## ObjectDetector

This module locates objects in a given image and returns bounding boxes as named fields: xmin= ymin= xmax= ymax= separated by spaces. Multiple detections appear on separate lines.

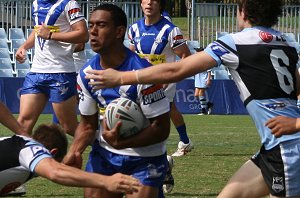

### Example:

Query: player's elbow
xmin=46 ymin=166 xmax=62 ymax=183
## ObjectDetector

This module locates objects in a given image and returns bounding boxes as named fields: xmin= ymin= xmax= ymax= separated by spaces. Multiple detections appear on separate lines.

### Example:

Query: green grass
xmin=172 ymin=17 xmax=189 ymax=39
xmin=1 ymin=114 xmax=261 ymax=197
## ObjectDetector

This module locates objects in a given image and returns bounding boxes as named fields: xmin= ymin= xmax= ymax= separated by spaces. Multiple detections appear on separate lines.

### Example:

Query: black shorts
xmin=251 ymin=144 xmax=286 ymax=197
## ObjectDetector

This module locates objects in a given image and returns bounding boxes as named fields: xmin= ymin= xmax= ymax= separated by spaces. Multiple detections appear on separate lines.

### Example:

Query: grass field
xmin=0 ymin=114 xmax=262 ymax=198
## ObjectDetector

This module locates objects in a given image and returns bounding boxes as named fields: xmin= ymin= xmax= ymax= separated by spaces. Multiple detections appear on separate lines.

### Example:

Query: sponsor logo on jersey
xmin=272 ymin=176 xmax=284 ymax=193
xmin=259 ymin=31 xmax=273 ymax=43
xmin=139 ymin=54 xmax=166 ymax=65
xmin=141 ymin=84 xmax=165 ymax=105
xmin=68 ymin=8 xmax=80 ymax=15
xmin=209 ymin=43 xmax=230 ymax=57
xmin=39 ymin=7 xmax=50 ymax=10
xmin=142 ymin=33 xmax=155 ymax=36
xmin=265 ymin=102 xmax=286 ymax=110
xmin=68 ymin=8 xmax=82 ymax=21
xmin=30 ymin=145 xmax=50 ymax=156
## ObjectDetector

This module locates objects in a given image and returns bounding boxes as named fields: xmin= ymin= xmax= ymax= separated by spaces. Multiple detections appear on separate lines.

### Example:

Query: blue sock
xmin=52 ymin=113 xmax=60 ymax=124
xmin=176 ymin=124 xmax=189 ymax=144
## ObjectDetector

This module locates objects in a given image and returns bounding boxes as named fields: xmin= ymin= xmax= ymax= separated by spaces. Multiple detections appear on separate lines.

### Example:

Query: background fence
xmin=193 ymin=3 xmax=300 ymax=47
xmin=1 ymin=1 xmax=300 ymax=47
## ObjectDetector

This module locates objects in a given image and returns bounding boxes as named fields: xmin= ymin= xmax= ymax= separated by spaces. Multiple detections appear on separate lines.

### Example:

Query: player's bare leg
xmin=52 ymin=95 xmax=78 ymax=136
xmin=218 ymin=160 xmax=269 ymax=198
xmin=18 ymin=93 xmax=48 ymax=135
xmin=84 ymin=185 xmax=158 ymax=198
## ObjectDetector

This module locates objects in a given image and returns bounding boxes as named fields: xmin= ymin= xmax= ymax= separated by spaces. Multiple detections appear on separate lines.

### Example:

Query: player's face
xmin=88 ymin=10 xmax=119 ymax=53
xmin=141 ymin=0 xmax=161 ymax=18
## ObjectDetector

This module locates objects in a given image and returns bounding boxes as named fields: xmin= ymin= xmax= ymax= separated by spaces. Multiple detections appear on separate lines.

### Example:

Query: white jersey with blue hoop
xmin=205 ymin=27 xmax=300 ymax=150
xmin=0 ymin=135 xmax=52 ymax=195
xmin=77 ymin=48 xmax=170 ymax=157
xmin=31 ymin=0 xmax=85 ymax=73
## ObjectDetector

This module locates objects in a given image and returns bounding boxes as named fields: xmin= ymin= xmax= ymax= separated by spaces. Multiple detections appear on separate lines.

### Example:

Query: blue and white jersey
xmin=31 ymin=0 xmax=85 ymax=73
xmin=77 ymin=48 xmax=170 ymax=157
xmin=205 ymin=27 xmax=300 ymax=150
xmin=128 ymin=17 xmax=186 ymax=101
xmin=0 ymin=135 xmax=52 ymax=195
xmin=128 ymin=17 xmax=186 ymax=64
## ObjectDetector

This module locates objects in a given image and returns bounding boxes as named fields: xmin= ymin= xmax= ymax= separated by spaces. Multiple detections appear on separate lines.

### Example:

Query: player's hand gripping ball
xmin=105 ymin=97 xmax=145 ymax=138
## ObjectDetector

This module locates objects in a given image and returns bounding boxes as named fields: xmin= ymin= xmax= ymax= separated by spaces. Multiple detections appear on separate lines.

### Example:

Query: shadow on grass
xmin=167 ymin=192 xmax=219 ymax=197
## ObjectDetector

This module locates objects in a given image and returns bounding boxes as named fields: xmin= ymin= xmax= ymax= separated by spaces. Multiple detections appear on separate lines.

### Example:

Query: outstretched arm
xmin=86 ymin=51 xmax=217 ymax=89
xmin=265 ymin=116 xmax=300 ymax=137
xmin=35 ymin=158 xmax=140 ymax=194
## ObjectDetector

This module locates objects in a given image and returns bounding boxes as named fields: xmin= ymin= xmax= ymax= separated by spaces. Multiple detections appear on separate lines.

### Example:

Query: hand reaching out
xmin=105 ymin=173 xmax=141 ymax=194
xmin=86 ymin=69 xmax=123 ymax=90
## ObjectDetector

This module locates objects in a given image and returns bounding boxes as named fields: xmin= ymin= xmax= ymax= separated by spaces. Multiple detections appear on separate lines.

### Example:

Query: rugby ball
xmin=105 ymin=97 xmax=145 ymax=138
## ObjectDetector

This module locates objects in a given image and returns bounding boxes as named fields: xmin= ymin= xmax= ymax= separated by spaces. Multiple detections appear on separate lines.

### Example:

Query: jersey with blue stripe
xmin=128 ymin=17 xmax=185 ymax=63
xmin=31 ymin=0 xmax=85 ymax=73
xmin=128 ymin=17 xmax=186 ymax=101
xmin=205 ymin=27 xmax=300 ymax=150
xmin=77 ymin=48 xmax=170 ymax=156
xmin=0 ymin=135 xmax=52 ymax=195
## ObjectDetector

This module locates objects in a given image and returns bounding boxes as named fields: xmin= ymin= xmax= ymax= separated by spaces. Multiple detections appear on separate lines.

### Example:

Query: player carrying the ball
xmin=63 ymin=4 xmax=171 ymax=198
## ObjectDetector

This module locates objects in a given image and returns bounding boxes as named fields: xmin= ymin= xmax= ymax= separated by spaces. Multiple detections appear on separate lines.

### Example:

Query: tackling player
xmin=0 ymin=124 xmax=140 ymax=196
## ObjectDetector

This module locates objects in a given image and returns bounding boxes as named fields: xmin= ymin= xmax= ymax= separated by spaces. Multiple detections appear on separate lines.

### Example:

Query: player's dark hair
xmin=92 ymin=4 xmax=127 ymax=40
xmin=92 ymin=4 xmax=127 ymax=29
xmin=238 ymin=0 xmax=282 ymax=27
xmin=140 ymin=0 xmax=166 ymax=14
xmin=33 ymin=124 xmax=68 ymax=162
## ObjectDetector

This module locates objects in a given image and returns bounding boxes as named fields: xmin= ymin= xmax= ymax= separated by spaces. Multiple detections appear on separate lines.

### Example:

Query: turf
xmin=0 ymin=114 xmax=262 ymax=197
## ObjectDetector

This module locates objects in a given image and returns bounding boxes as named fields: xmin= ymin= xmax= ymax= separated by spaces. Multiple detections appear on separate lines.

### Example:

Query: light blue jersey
xmin=205 ymin=27 xmax=300 ymax=150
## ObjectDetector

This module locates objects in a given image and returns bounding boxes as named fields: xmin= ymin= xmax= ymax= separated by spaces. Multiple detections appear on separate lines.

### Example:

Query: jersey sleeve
xmin=128 ymin=24 xmax=136 ymax=46
xmin=204 ymin=34 xmax=239 ymax=69
xmin=168 ymin=27 xmax=186 ymax=49
xmin=77 ymin=67 xmax=98 ymax=115
xmin=65 ymin=0 xmax=85 ymax=25
xmin=19 ymin=142 xmax=52 ymax=173
xmin=137 ymin=84 xmax=170 ymax=118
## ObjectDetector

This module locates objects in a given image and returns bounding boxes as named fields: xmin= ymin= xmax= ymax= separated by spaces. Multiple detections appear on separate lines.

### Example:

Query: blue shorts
xmin=86 ymin=141 xmax=168 ymax=188
xmin=194 ymin=72 xmax=209 ymax=88
xmin=20 ymin=72 xmax=77 ymax=102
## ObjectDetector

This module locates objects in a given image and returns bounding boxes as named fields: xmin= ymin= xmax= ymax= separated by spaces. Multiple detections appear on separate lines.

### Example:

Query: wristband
xmin=135 ymin=70 xmax=141 ymax=83
xmin=48 ymin=32 xmax=53 ymax=40
xmin=297 ymin=99 xmax=300 ymax=108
